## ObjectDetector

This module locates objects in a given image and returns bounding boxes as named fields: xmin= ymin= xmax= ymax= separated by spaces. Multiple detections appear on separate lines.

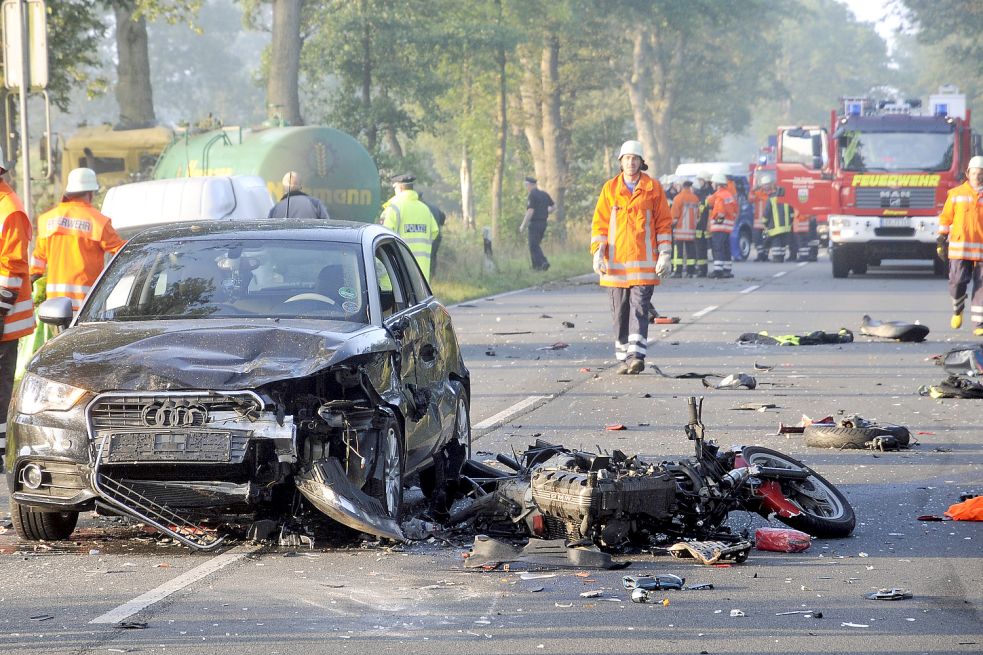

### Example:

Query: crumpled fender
xmin=294 ymin=458 xmax=404 ymax=541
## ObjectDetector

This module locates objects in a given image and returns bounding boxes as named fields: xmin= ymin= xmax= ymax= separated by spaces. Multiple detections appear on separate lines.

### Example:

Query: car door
xmin=372 ymin=240 xmax=441 ymax=473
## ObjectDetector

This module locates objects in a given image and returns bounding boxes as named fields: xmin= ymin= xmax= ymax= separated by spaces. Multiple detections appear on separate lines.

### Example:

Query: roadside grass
xmin=430 ymin=221 xmax=593 ymax=305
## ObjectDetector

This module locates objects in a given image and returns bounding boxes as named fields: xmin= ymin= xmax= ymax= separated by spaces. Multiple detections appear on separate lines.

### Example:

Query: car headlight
xmin=17 ymin=372 xmax=87 ymax=415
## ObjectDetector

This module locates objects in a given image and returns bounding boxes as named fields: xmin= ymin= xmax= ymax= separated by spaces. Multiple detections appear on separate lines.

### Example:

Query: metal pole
xmin=17 ymin=0 xmax=31 ymax=219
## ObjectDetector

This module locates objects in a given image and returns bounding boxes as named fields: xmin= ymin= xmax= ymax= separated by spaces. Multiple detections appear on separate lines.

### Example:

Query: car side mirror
xmin=38 ymin=297 xmax=74 ymax=329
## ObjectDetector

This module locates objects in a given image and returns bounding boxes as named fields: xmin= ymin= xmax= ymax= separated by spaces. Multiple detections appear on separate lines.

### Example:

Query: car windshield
xmin=80 ymin=238 xmax=369 ymax=323
xmin=838 ymin=130 xmax=954 ymax=172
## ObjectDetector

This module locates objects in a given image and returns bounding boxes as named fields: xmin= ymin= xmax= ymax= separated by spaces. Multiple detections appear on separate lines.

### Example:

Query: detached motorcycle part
xmin=622 ymin=574 xmax=685 ymax=591
xmin=668 ymin=539 xmax=751 ymax=565
xmin=803 ymin=424 xmax=910 ymax=449
xmin=741 ymin=446 xmax=856 ymax=538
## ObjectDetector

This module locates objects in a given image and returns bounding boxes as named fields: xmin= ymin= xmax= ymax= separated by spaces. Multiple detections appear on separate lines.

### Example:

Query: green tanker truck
xmin=152 ymin=125 xmax=381 ymax=222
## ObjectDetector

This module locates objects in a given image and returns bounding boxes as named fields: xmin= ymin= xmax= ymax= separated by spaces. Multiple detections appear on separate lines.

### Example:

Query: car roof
xmin=674 ymin=162 xmax=749 ymax=179
xmin=125 ymin=218 xmax=385 ymax=247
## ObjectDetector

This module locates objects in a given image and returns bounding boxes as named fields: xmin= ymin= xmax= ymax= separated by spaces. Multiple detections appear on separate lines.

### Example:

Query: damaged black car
xmin=5 ymin=219 xmax=470 ymax=549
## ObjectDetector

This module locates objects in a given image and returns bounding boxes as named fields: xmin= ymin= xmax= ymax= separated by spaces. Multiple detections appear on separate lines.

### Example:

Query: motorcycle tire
xmin=741 ymin=446 xmax=856 ymax=538
xmin=803 ymin=424 xmax=910 ymax=449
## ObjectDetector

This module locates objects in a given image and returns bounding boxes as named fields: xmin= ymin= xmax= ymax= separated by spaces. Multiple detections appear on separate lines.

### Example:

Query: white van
xmin=101 ymin=175 xmax=274 ymax=239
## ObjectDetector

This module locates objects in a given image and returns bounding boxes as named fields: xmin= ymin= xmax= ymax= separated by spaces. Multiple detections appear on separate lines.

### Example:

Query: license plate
xmin=106 ymin=431 xmax=232 ymax=463
xmin=880 ymin=217 xmax=911 ymax=228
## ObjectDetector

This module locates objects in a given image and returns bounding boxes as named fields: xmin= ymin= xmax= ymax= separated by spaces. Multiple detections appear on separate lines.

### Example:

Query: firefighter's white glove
xmin=592 ymin=249 xmax=608 ymax=275
xmin=656 ymin=251 xmax=672 ymax=278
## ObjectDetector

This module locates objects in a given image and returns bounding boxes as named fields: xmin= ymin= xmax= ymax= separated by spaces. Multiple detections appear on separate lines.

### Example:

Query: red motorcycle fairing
xmin=733 ymin=452 xmax=803 ymax=519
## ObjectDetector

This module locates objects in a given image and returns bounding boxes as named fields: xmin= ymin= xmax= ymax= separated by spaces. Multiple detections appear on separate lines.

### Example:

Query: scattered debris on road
xmin=864 ymin=588 xmax=913 ymax=601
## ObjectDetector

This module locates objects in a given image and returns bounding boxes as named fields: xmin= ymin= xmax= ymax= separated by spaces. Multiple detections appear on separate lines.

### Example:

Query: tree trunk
xmin=460 ymin=144 xmax=474 ymax=229
xmin=625 ymin=33 xmax=656 ymax=169
xmin=490 ymin=1 xmax=507 ymax=244
xmin=518 ymin=54 xmax=545 ymax=183
xmin=540 ymin=35 xmax=566 ymax=233
xmin=114 ymin=3 xmax=155 ymax=128
xmin=624 ymin=31 xmax=681 ymax=177
xmin=359 ymin=0 xmax=375 ymax=150
xmin=268 ymin=0 xmax=303 ymax=126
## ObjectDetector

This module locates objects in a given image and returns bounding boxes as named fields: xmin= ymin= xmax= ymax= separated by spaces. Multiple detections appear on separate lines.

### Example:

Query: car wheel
xmin=852 ymin=258 xmax=868 ymax=275
xmin=831 ymin=248 xmax=850 ymax=278
xmin=737 ymin=228 xmax=752 ymax=261
xmin=365 ymin=418 xmax=404 ymax=521
xmin=10 ymin=500 xmax=79 ymax=541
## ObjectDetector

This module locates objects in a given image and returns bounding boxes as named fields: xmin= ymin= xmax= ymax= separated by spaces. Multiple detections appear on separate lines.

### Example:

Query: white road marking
xmin=692 ymin=305 xmax=718 ymax=318
xmin=89 ymin=544 xmax=259 ymax=624
xmin=796 ymin=261 xmax=808 ymax=268
xmin=473 ymin=395 xmax=551 ymax=431
xmin=739 ymin=285 xmax=760 ymax=295
xmin=772 ymin=271 xmax=786 ymax=278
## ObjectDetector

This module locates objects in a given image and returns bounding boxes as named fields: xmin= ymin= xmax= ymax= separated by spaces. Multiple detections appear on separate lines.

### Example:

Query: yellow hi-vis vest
xmin=381 ymin=190 xmax=439 ymax=280
xmin=765 ymin=196 xmax=793 ymax=237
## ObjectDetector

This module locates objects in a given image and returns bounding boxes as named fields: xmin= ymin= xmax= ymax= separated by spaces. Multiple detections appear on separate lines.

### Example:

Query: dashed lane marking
xmin=772 ymin=271 xmax=786 ymax=278
xmin=89 ymin=544 xmax=261 ymax=624
xmin=692 ymin=305 xmax=718 ymax=318
xmin=739 ymin=285 xmax=760 ymax=294
xmin=473 ymin=395 xmax=552 ymax=431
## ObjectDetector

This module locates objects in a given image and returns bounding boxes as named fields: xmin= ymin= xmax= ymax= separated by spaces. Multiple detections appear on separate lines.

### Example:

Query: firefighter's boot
xmin=952 ymin=314 xmax=963 ymax=329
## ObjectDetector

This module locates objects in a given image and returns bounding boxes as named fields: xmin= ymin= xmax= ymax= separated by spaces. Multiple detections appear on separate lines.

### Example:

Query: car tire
xmin=738 ymin=228 xmax=752 ymax=261
xmin=831 ymin=248 xmax=850 ymax=278
xmin=803 ymin=424 xmax=910 ymax=449
xmin=419 ymin=382 xmax=471 ymax=516
xmin=365 ymin=417 xmax=404 ymax=521
xmin=852 ymin=258 xmax=868 ymax=275
xmin=10 ymin=500 xmax=79 ymax=541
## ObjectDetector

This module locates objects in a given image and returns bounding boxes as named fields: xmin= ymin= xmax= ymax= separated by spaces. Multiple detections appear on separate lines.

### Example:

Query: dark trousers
xmin=430 ymin=236 xmax=443 ymax=278
xmin=710 ymin=231 xmax=732 ymax=272
xmin=609 ymin=285 xmax=654 ymax=362
xmin=0 ymin=338 xmax=18 ymax=449
xmin=949 ymin=259 xmax=983 ymax=327
xmin=672 ymin=240 xmax=697 ymax=274
xmin=764 ymin=232 xmax=790 ymax=261
xmin=528 ymin=222 xmax=549 ymax=270
xmin=753 ymin=228 xmax=767 ymax=260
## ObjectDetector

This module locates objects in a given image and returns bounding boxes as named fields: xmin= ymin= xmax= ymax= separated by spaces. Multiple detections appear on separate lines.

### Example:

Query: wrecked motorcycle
xmin=451 ymin=397 xmax=855 ymax=548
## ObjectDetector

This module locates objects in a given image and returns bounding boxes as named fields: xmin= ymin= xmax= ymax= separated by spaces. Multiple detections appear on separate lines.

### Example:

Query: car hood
xmin=32 ymin=319 xmax=392 ymax=391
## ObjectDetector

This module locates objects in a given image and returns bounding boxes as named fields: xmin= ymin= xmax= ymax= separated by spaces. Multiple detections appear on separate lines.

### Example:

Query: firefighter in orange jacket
xmin=938 ymin=155 xmax=983 ymax=335
xmin=670 ymin=180 xmax=700 ymax=278
xmin=707 ymin=173 xmax=738 ymax=278
xmin=590 ymin=140 xmax=672 ymax=375
xmin=31 ymin=168 xmax=126 ymax=312
xmin=0 ymin=147 xmax=33 ymax=455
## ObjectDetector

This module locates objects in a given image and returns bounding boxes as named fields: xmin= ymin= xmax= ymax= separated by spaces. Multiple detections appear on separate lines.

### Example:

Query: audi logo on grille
xmin=141 ymin=400 xmax=208 ymax=427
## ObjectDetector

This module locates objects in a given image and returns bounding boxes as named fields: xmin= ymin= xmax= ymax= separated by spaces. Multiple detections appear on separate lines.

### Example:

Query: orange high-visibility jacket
xmin=0 ymin=182 xmax=34 ymax=341
xmin=590 ymin=173 xmax=672 ymax=288
xmin=707 ymin=187 xmax=738 ymax=234
xmin=31 ymin=199 xmax=126 ymax=311
xmin=671 ymin=188 xmax=700 ymax=241
xmin=938 ymin=181 xmax=983 ymax=261
xmin=749 ymin=188 xmax=769 ymax=231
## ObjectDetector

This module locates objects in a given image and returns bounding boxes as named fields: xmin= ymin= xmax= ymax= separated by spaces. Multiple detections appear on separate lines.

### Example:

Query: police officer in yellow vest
xmin=762 ymin=185 xmax=794 ymax=263
xmin=380 ymin=174 xmax=440 ymax=281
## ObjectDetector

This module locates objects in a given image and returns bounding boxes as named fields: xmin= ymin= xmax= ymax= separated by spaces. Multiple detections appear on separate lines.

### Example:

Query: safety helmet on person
xmin=711 ymin=173 xmax=728 ymax=185
xmin=755 ymin=170 xmax=776 ymax=187
xmin=65 ymin=167 xmax=100 ymax=194
xmin=968 ymin=155 xmax=983 ymax=171
xmin=618 ymin=140 xmax=648 ymax=171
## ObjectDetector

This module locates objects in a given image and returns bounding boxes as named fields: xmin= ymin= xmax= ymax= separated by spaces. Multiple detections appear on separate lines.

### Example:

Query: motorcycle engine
xmin=529 ymin=452 xmax=677 ymax=546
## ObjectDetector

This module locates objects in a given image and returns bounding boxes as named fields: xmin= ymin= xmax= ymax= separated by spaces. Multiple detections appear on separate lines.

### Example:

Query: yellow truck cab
xmin=61 ymin=125 xmax=173 ymax=189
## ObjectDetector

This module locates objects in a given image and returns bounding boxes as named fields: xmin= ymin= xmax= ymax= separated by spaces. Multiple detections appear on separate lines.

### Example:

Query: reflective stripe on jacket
xmin=764 ymin=196 xmax=793 ymax=236
xmin=590 ymin=173 xmax=672 ymax=288
xmin=0 ymin=182 xmax=34 ymax=341
xmin=708 ymin=187 xmax=737 ymax=234
xmin=938 ymin=181 xmax=983 ymax=261
xmin=670 ymin=188 xmax=700 ymax=241
xmin=32 ymin=199 xmax=126 ymax=311
xmin=380 ymin=189 xmax=439 ymax=280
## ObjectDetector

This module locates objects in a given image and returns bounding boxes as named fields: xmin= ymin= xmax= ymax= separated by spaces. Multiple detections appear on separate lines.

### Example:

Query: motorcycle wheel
xmin=742 ymin=446 xmax=856 ymax=538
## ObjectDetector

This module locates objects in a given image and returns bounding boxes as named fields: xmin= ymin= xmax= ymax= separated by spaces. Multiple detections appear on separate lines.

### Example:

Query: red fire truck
xmin=768 ymin=86 xmax=979 ymax=277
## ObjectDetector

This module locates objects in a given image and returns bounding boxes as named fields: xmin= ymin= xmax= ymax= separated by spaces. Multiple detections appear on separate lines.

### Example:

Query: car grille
xmin=87 ymin=392 xmax=263 ymax=464
xmin=855 ymin=187 xmax=936 ymax=210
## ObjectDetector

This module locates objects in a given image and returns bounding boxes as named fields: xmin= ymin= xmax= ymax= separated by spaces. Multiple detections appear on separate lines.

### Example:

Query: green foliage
xmin=39 ymin=1 xmax=107 ymax=111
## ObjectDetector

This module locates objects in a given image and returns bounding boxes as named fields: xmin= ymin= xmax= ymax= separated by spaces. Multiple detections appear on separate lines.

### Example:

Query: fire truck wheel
xmin=831 ymin=249 xmax=850 ymax=278
xmin=852 ymin=258 xmax=867 ymax=275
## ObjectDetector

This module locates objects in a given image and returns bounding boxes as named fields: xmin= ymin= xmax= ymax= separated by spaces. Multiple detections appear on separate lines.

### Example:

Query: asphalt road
xmin=2 ymin=256 xmax=982 ymax=655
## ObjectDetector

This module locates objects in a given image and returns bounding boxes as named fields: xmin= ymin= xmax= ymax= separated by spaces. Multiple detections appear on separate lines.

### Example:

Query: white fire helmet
xmin=711 ymin=173 xmax=728 ymax=185
xmin=968 ymin=155 xmax=983 ymax=171
xmin=65 ymin=167 xmax=100 ymax=193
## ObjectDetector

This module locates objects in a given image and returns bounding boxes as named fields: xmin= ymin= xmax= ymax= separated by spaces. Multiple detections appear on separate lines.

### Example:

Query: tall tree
xmin=489 ymin=0 xmax=507 ymax=242
xmin=114 ymin=2 xmax=155 ymax=127
xmin=267 ymin=0 xmax=303 ymax=124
